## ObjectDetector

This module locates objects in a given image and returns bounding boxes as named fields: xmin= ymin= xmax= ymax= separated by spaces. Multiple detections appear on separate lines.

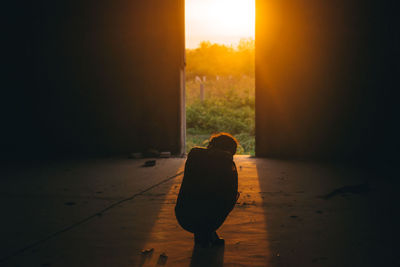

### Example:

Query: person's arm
xmin=232 ymin=162 xmax=238 ymax=193
xmin=176 ymin=149 xmax=197 ymax=204
xmin=219 ymin=160 xmax=239 ymax=212
xmin=231 ymin=161 xmax=239 ymax=206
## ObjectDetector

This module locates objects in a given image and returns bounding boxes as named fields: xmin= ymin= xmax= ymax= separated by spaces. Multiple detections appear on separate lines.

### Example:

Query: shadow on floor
xmin=0 ymin=159 xmax=185 ymax=266
xmin=190 ymin=244 xmax=225 ymax=267
xmin=255 ymin=159 xmax=399 ymax=267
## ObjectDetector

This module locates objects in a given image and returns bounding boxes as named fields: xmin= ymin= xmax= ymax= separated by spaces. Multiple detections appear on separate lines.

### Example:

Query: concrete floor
xmin=1 ymin=156 xmax=398 ymax=266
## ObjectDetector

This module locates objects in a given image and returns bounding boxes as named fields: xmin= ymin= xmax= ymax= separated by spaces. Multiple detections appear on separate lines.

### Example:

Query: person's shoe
xmin=210 ymin=232 xmax=225 ymax=246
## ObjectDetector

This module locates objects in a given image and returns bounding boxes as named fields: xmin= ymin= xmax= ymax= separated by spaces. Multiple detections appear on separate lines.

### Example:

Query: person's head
xmin=207 ymin=132 xmax=238 ymax=155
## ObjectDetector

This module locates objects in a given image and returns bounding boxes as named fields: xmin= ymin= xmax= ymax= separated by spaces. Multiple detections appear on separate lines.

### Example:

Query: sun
xmin=186 ymin=0 xmax=255 ymax=48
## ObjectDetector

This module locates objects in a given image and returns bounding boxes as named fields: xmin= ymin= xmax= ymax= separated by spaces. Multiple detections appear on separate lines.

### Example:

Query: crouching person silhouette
xmin=175 ymin=133 xmax=240 ymax=248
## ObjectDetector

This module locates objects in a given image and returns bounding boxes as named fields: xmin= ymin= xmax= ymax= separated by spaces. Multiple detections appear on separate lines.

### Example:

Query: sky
xmin=185 ymin=0 xmax=255 ymax=49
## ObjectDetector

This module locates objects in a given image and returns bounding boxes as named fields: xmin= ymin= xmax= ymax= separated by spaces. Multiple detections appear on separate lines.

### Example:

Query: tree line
xmin=186 ymin=38 xmax=255 ymax=80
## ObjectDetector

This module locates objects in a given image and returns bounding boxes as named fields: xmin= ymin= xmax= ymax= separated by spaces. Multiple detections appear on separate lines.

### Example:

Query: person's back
xmin=175 ymin=133 xmax=239 ymax=247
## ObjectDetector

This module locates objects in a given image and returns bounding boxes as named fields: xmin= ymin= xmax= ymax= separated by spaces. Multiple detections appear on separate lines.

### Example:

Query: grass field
xmin=185 ymin=40 xmax=255 ymax=155
xmin=186 ymin=75 xmax=255 ymax=155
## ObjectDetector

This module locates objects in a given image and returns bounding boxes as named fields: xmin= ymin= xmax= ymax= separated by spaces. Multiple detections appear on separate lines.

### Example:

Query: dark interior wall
xmin=3 ymin=0 xmax=398 ymax=161
xmin=2 ymin=0 xmax=185 ymax=158
xmin=255 ymin=0 xmax=400 ymax=161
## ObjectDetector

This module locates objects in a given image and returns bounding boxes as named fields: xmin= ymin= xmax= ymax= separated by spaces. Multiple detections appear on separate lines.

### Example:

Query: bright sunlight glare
xmin=186 ymin=0 xmax=255 ymax=49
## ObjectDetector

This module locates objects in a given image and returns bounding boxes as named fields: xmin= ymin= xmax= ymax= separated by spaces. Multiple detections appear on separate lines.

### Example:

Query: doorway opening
xmin=185 ymin=0 xmax=255 ymax=155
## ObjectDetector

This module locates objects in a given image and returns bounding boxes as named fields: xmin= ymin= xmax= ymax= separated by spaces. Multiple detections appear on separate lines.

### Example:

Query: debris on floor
xmin=143 ymin=160 xmax=156 ymax=167
xmin=145 ymin=148 xmax=160 ymax=158
xmin=157 ymin=252 xmax=168 ymax=265
xmin=321 ymin=182 xmax=370 ymax=199
xmin=140 ymin=248 xmax=154 ymax=255
xmin=159 ymin=151 xmax=171 ymax=158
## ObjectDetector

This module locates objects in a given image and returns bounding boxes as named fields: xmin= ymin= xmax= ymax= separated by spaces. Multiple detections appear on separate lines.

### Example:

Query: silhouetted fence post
xmin=199 ymin=76 xmax=206 ymax=102
xmin=200 ymin=83 xmax=204 ymax=102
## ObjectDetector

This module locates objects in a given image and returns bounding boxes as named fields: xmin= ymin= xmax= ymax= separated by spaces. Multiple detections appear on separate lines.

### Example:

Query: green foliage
xmin=186 ymin=38 xmax=255 ymax=79
xmin=186 ymin=96 xmax=254 ymax=135
xmin=185 ymin=134 xmax=210 ymax=153
xmin=186 ymin=133 xmax=254 ymax=156
xmin=186 ymin=77 xmax=255 ymax=154
xmin=185 ymin=40 xmax=255 ymax=155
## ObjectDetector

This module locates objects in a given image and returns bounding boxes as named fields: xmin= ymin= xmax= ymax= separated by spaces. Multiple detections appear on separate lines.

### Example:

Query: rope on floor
xmin=0 ymin=171 xmax=184 ymax=263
